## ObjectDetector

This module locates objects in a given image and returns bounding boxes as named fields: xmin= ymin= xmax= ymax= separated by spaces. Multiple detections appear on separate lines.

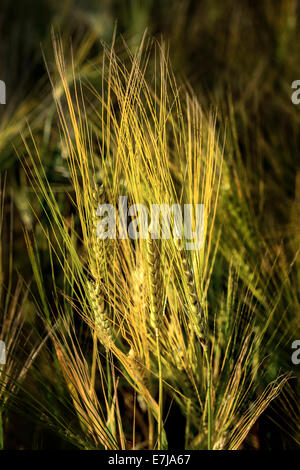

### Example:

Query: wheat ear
xmin=127 ymin=348 xmax=150 ymax=389
xmin=88 ymin=184 xmax=113 ymax=345
xmin=146 ymin=236 xmax=164 ymax=449
xmin=176 ymin=240 xmax=207 ymax=349
xmin=87 ymin=280 xmax=113 ymax=346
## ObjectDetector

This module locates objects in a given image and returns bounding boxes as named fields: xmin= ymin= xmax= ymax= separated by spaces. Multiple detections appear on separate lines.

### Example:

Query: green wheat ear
xmin=87 ymin=280 xmax=113 ymax=346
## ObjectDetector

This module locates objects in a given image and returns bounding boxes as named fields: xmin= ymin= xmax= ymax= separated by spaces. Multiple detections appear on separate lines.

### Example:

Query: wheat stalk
xmin=146 ymin=237 xmax=163 ymax=330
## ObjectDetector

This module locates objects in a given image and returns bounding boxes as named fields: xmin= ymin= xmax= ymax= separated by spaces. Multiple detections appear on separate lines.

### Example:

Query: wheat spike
xmin=88 ymin=184 xmax=113 ymax=345
xmin=127 ymin=348 xmax=150 ymax=389
xmin=89 ymin=184 xmax=107 ymax=280
xmin=176 ymin=240 xmax=207 ymax=349
xmin=87 ymin=280 xmax=113 ymax=346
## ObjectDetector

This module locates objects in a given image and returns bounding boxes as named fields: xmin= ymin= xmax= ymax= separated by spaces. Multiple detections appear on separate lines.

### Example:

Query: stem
xmin=185 ymin=399 xmax=191 ymax=449
xmin=156 ymin=329 xmax=163 ymax=450
xmin=148 ymin=407 xmax=154 ymax=449
xmin=204 ymin=348 xmax=212 ymax=450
